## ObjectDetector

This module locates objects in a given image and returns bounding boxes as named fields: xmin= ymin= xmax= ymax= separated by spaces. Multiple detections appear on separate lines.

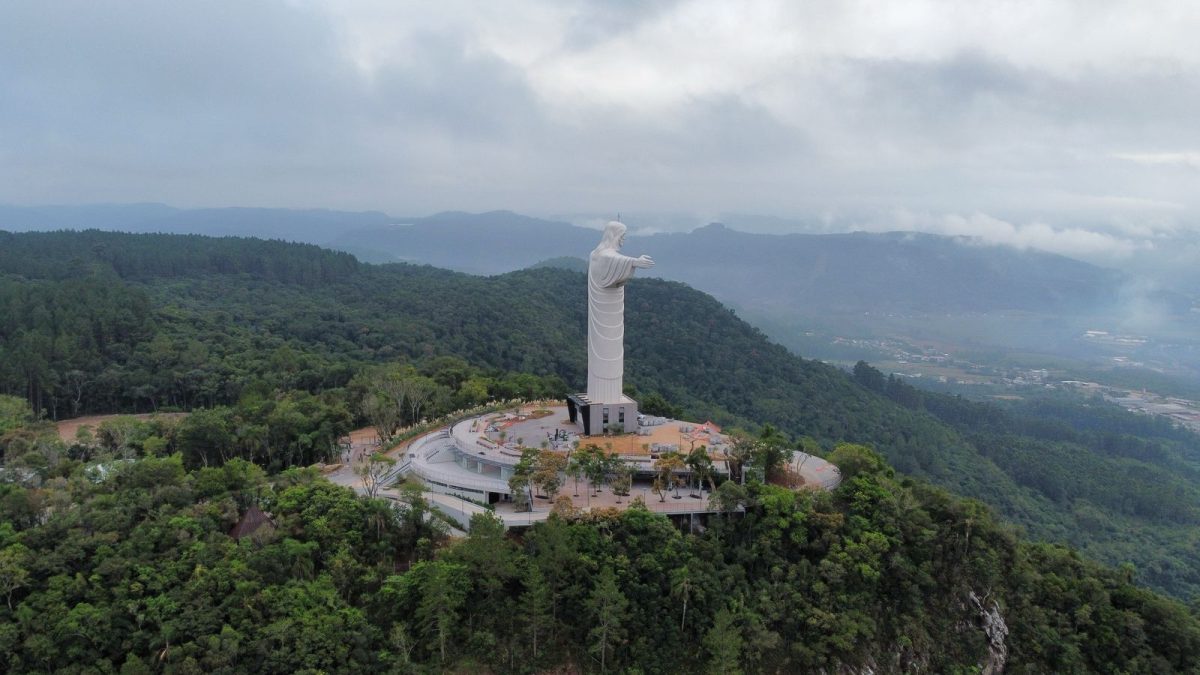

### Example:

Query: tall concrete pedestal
xmin=566 ymin=393 xmax=638 ymax=436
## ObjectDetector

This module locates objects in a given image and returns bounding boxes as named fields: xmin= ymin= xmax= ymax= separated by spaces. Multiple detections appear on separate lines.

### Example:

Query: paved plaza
xmin=490 ymin=404 xmax=838 ymax=489
xmin=497 ymin=405 xmax=730 ymax=457
xmin=322 ymin=403 xmax=841 ymax=530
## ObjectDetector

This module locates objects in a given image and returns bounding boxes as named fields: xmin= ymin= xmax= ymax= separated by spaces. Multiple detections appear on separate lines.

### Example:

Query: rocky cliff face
xmin=970 ymin=590 xmax=1010 ymax=674
xmin=827 ymin=589 xmax=1011 ymax=674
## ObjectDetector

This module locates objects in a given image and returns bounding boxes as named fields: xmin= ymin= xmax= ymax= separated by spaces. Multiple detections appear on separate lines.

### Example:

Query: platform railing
xmin=409 ymin=461 xmax=511 ymax=493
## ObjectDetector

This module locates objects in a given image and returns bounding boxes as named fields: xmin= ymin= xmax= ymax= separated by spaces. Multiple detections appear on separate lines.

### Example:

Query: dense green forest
xmin=1 ymin=398 xmax=1198 ymax=673
xmin=3 ymin=228 xmax=1200 ymax=605
xmin=852 ymin=362 xmax=1200 ymax=598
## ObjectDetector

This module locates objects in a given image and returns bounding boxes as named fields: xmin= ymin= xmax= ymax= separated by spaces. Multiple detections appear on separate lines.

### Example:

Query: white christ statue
xmin=587 ymin=220 xmax=654 ymax=404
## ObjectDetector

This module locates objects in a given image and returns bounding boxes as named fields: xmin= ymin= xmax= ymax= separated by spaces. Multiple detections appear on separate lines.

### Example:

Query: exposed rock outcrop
xmin=969 ymin=590 xmax=1009 ymax=674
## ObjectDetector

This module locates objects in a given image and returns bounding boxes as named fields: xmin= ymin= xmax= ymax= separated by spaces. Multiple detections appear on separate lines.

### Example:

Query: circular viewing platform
xmin=397 ymin=404 xmax=842 ymax=527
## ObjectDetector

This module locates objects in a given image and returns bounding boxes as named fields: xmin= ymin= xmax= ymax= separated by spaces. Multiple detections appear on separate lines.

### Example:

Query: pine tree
xmin=416 ymin=561 xmax=468 ymax=664
xmin=586 ymin=566 xmax=628 ymax=673
xmin=520 ymin=562 xmax=554 ymax=662
xmin=704 ymin=607 xmax=743 ymax=675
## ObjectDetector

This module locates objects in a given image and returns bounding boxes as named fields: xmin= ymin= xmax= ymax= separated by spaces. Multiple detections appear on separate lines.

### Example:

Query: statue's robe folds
xmin=587 ymin=248 xmax=638 ymax=403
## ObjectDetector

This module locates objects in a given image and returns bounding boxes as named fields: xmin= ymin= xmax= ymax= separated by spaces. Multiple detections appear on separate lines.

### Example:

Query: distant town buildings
xmin=824 ymin=332 xmax=1200 ymax=434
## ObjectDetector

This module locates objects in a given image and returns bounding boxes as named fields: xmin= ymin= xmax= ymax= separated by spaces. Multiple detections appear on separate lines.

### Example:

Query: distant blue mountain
xmin=331 ymin=211 xmax=1126 ymax=315
xmin=3 ymin=203 xmax=1170 ymax=329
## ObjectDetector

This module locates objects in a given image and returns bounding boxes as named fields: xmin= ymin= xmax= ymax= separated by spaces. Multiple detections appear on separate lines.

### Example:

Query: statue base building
xmin=566 ymin=392 xmax=639 ymax=435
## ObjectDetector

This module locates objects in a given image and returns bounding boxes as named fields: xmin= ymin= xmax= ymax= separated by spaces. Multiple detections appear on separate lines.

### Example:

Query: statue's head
xmin=599 ymin=220 xmax=627 ymax=250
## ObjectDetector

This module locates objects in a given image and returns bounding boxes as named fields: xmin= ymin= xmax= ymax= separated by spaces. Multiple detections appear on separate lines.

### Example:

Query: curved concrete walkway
xmin=323 ymin=411 xmax=842 ymax=530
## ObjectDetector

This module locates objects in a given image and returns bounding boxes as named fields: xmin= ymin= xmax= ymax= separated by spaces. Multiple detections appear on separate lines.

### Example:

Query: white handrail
xmin=410 ymin=462 xmax=510 ymax=493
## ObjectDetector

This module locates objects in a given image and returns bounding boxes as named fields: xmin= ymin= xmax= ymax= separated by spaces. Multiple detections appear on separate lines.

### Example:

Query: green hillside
xmin=2 ymin=230 xmax=1200 ymax=601
xmin=2 ymin=439 xmax=1197 ymax=673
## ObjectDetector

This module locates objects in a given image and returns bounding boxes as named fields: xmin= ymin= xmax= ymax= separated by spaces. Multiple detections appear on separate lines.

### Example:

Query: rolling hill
xmin=4 ymin=229 xmax=1200 ymax=598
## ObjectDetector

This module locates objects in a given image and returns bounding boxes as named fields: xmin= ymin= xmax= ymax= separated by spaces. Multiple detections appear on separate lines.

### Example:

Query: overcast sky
xmin=3 ymin=0 xmax=1199 ymax=264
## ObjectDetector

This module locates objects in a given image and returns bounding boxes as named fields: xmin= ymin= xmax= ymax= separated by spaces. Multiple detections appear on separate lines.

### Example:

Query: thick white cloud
xmin=877 ymin=211 xmax=1153 ymax=259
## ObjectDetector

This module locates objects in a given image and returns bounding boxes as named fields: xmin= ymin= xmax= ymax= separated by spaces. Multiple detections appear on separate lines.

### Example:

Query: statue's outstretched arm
xmin=632 ymin=254 xmax=654 ymax=269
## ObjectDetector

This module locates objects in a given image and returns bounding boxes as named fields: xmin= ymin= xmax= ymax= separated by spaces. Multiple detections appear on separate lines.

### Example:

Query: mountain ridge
xmin=3 ymin=203 xmax=1132 ymax=311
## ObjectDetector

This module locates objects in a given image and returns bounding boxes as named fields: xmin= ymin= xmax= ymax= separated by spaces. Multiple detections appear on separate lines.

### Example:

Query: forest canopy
xmin=1 ymin=422 xmax=1198 ymax=673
